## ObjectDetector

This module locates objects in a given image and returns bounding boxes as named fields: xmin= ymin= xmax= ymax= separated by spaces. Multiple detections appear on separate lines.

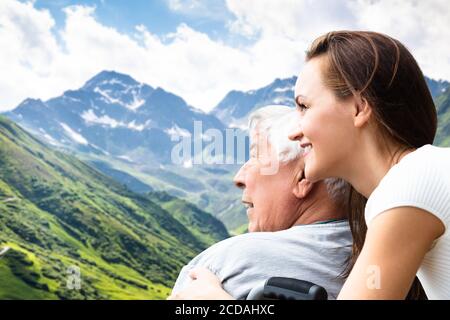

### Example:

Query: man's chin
xmin=247 ymin=222 xmax=257 ymax=233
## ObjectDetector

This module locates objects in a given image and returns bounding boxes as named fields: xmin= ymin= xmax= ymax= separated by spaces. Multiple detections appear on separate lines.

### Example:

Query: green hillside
xmin=148 ymin=191 xmax=230 ymax=246
xmin=435 ymin=87 xmax=450 ymax=147
xmin=0 ymin=115 xmax=228 ymax=299
xmin=83 ymin=154 xmax=247 ymax=232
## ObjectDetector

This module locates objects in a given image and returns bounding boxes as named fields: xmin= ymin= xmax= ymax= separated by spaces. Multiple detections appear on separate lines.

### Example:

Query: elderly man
xmin=171 ymin=105 xmax=352 ymax=300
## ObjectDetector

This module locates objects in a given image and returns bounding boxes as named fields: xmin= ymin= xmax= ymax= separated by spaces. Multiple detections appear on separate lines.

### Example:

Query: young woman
xmin=168 ymin=31 xmax=449 ymax=300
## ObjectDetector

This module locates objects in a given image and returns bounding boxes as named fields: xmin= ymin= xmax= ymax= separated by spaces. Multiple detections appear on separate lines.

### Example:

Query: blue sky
xmin=1 ymin=0 xmax=449 ymax=112
xmin=32 ymin=0 xmax=246 ymax=45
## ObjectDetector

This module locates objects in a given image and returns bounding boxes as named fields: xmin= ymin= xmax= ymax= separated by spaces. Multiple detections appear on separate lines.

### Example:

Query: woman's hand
xmin=167 ymin=267 xmax=235 ymax=300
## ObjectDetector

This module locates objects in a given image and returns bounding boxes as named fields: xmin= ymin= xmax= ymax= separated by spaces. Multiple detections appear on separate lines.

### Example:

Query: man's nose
xmin=233 ymin=165 xmax=246 ymax=189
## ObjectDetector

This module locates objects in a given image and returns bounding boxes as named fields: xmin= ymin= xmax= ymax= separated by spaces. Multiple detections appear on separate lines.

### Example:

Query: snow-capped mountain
xmin=4 ymin=71 xmax=225 ymax=164
xmin=212 ymin=76 xmax=297 ymax=128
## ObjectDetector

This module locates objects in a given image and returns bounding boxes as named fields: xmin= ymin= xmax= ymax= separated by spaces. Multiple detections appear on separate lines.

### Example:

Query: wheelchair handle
xmin=246 ymin=277 xmax=328 ymax=300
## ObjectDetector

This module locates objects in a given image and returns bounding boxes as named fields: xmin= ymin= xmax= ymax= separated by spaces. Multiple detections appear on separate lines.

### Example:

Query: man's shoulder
xmin=209 ymin=228 xmax=308 ymax=256
xmin=209 ymin=231 xmax=278 ymax=252
xmin=200 ymin=230 xmax=288 ymax=260
xmin=224 ymin=228 xmax=299 ymax=244
xmin=195 ymin=223 xmax=351 ymax=266
xmin=213 ymin=224 xmax=351 ymax=250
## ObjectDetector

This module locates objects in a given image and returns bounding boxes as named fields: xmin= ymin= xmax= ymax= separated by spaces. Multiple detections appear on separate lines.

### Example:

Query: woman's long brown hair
xmin=305 ymin=31 xmax=437 ymax=299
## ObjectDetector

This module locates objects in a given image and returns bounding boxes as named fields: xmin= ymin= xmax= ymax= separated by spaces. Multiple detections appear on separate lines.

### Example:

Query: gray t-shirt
xmin=172 ymin=220 xmax=352 ymax=300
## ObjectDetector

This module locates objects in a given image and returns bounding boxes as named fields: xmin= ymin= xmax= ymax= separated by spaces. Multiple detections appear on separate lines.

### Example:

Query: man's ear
xmin=292 ymin=178 xmax=314 ymax=199
xmin=353 ymin=96 xmax=372 ymax=128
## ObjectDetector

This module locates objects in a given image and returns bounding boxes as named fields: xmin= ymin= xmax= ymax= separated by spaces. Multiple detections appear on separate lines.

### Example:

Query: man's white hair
xmin=248 ymin=105 xmax=303 ymax=163
xmin=248 ymin=105 xmax=350 ymax=207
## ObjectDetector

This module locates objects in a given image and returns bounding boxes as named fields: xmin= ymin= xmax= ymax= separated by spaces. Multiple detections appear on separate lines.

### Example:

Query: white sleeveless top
xmin=365 ymin=144 xmax=450 ymax=299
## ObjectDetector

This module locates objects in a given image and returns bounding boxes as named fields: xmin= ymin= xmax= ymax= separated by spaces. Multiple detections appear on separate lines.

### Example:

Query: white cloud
xmin=0 ymin=0 xmax=60 ymax=109
xmin=225 ymin=0 xmax=450 ymax=82
xmin=226 ymin=0 xmax=357 ymax=40
xmin=351 ymin=0 xmax=450 ymax=82
xmin=0 ymin=0 xmax=449 ymax=114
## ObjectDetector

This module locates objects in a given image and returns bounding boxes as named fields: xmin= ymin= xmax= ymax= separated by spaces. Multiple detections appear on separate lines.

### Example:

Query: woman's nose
xmin=288 ymin=126 xmax=303 ymax=141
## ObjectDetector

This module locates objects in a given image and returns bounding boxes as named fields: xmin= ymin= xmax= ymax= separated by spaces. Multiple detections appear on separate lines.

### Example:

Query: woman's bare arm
xmin=338 ymin=206 xmax=445 ymax=299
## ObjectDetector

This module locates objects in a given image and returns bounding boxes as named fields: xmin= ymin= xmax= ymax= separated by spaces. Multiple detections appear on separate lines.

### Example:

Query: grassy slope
xmin=0 ymin=116 xmax=228 ymax=299
xmin=82 ymin=153 xmax=248 ymax=231
xmin=435 ymin=88 xmax=450 ymax=147
xmin=148 ymin=191 xmax=230 ymax=247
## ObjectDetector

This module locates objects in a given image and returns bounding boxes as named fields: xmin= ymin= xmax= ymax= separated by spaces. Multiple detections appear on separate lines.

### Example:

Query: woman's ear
xmin=353 ymin=97 xmax=372 ymax=128
xmin=292 ymin=178 xmax=314 ymax=199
